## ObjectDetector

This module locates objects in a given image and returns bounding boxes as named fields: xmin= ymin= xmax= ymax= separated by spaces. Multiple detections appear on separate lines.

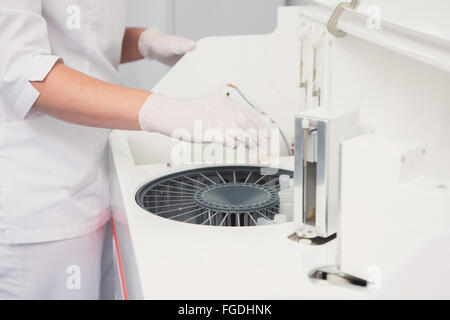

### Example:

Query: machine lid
xmin=305 ymin=0 xmax=450 ymax=72
xmin=313 ymin=0 xmax=450 ymax=43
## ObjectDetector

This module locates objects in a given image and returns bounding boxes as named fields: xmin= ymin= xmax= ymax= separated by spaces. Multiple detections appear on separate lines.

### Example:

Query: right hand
xmin=139 ymin=87 xmax=270 ymax=149
xmin=138 ymin=28 xmax=196 ymax=66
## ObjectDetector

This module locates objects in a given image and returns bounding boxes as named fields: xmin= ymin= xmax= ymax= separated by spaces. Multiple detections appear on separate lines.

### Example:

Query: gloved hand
xmin=138 ymin=28 xmax=196 ymax=66
xmin=139 ymin=87 xmax=269 ymax=149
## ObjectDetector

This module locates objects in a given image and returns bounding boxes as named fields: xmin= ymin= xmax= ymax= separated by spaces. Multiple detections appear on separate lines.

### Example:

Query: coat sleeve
xmin=0 ymin=0 xmax=62 ymax=119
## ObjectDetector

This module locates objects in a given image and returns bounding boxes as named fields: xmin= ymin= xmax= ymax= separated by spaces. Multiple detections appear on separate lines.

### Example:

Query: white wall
xmin=173 ymin=0 xmax=285 ymax=39
xmin=287 ymin=0 xmax=315 ymax=5
xmin=119 ymin=0 xmax=173 ymax=91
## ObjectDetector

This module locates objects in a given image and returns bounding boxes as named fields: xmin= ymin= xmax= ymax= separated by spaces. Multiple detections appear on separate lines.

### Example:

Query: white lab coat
xmin=0 ymin=0 xmax=127 ymax=244
xmin=0 ymin=221 xmax=116 ymax=299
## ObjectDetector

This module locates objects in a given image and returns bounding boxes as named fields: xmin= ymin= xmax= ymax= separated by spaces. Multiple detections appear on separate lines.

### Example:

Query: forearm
xmin=31 ymin=62 xmax=150 ymax=130
xmin=121 ymin=27 xmax=146 ymax=63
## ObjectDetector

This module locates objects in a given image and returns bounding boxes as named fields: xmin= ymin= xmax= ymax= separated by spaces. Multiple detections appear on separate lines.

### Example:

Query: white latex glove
xmin=138 ymin=28 xmax=196 ymax=66
xmin=139 ymin=87 xmax=269 ymax=149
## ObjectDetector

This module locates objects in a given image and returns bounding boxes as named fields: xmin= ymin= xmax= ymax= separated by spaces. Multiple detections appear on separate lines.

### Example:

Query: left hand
xmin=138 ymin=28 xmax=196 ymax=66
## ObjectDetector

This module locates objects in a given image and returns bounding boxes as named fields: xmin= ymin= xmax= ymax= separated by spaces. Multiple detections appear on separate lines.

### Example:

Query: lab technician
xmin=0 ymin=0 xmax=266 ymax=299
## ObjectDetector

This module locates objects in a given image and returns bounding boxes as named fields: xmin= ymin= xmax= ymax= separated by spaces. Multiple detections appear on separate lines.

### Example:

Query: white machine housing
xmin=110 ymin=2 xmax=450 ymax=299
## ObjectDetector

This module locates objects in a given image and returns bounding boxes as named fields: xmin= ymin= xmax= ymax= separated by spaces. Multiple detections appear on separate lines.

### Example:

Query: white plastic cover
xmin=313 ymin=0 xmax=450 ymax=42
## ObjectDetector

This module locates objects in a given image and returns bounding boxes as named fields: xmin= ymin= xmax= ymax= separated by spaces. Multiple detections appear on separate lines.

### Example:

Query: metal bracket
xmin=288 ymin=231 xmax=336 ymax=246
xmin=327 ymin=0 xmax=361 ymax=38
xmin=309 ymin=265 xmax=369 ymax=289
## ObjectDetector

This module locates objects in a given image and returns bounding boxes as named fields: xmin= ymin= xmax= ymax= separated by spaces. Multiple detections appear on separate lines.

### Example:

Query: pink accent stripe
xmin=112 ymin=218 xmax=129 ymax=300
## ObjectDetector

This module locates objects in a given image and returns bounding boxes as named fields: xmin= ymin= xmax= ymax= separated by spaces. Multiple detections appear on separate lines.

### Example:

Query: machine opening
xmin=136 ymin=166 xmax=293 ymax=227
